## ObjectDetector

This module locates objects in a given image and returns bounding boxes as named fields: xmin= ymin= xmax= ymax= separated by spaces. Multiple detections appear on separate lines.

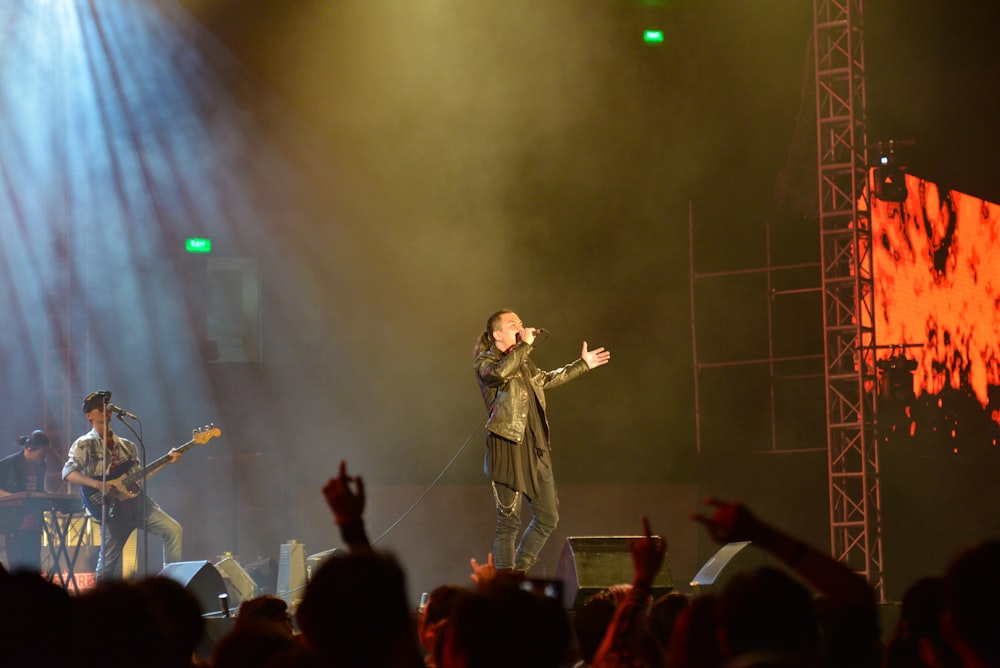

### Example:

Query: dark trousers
xmin=95 ymin=506 xmax=182 ymax=580
xmin=492 ymin=459 xmax=559 ymax=572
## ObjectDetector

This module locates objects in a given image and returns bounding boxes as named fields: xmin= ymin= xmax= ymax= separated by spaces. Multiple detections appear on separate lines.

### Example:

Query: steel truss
xmin=813 ymin=0 xmax=885 ymax=599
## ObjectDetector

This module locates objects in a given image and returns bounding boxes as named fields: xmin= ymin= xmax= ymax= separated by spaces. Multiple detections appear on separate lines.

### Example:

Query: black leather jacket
xmin=474 ymin=341 xmax=590 ymax=444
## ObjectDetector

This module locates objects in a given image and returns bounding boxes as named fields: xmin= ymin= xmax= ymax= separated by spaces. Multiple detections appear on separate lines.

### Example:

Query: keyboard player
xmin=0 ymin=430 xmax=53 ymax=571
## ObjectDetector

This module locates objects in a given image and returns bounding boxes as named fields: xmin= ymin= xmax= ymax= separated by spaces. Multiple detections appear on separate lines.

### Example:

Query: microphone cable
xmin=369 ymin=412 xmax=488 ymax=547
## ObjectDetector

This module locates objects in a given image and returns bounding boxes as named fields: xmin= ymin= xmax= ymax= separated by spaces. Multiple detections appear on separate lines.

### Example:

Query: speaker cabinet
xmin=306 ymin=548 xmax=345 ymax=581
xmin=214 ymin=556 xmax=260 ymax=607
xmin=556 ymin=536 xmax=674 ymax=610
xmin=243 ymin=557 xmax=278 ymax=596
xmin=277 ymin=540 xmax=307 ymax=609
xmin=158 ymin=560 xmax=228 ymax=616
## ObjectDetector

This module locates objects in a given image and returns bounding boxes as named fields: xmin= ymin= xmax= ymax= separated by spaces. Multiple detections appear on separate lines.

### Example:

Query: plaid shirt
xmin=62 ymin=428 xmax=138 ymax=481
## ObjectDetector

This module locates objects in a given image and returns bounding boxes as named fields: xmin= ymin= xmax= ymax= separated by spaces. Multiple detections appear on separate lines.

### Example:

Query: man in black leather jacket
xmin=473 ymin=310 xmax=611 ymax=573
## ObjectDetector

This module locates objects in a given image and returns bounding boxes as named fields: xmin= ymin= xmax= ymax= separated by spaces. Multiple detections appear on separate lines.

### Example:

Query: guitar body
xmin=80 ymin=460 xmax=143 ymax=525
xmin=78 ymin=425 xmax=220 ymax=526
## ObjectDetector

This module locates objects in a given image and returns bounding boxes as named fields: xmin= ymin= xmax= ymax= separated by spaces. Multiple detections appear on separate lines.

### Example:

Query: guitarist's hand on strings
xmin=107 ymin=478 xmax=138 ymax=500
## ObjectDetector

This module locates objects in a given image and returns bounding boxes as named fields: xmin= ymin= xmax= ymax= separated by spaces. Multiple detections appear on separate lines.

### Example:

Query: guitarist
xmin=61 ymin=391 xmax=184 ymax=581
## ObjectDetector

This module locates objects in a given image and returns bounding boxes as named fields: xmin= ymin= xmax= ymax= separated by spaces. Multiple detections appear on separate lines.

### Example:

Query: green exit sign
xmin=185 ymin=238 xmax=213 ymax=253
xmin=643 ymin=30 xmax=665 ymax=44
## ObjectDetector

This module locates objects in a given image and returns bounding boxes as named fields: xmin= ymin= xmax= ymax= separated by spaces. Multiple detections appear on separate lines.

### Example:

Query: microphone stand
xmin=116 ymin=413 xmax=148 ymax=576
xmin=98 ymin=397 xmax=111 ymax=580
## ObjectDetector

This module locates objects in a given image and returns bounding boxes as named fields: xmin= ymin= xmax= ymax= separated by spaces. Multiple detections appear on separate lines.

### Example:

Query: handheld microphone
xmin=108 ymin=403 xmax=138 ymax=419
xmin=516 ymin=328 xmax=549 ymax=344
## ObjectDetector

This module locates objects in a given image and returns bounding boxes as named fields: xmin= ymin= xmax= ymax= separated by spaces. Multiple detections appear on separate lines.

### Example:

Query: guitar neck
xmin=120 ymin=437 xmax=198 ymax=489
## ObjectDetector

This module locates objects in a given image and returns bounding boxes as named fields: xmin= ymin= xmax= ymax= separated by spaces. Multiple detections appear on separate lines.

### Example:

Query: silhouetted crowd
xmin=1 ymin=459 xmax=997 ymax=668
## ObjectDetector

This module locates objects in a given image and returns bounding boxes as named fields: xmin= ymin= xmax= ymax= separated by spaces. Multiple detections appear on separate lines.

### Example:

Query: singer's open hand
xmin=582 ymin=341 xmax=611 ymax=369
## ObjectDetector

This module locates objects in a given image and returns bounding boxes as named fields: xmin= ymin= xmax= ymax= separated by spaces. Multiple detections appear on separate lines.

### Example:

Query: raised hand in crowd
xmin=692 ymin=497 xmax=881 ymax=668
xmin=629 ymin=515 xmax=667 ymax=588
xmin=591 ymin=516 xmax=666 ymax=668
xmin=321 ymin=460 xmax=371 ymax=552
xmin=468 ymin=552 xmax=497 ymax=586
xmin=692 ymin=497 xmax=874 ymax=607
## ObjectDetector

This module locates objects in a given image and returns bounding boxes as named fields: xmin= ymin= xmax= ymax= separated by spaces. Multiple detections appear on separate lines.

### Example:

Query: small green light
xmin=643 ymin=30 xmax=665 ymax=44
xmin=185 ymin=238 xmax=212 ymax=253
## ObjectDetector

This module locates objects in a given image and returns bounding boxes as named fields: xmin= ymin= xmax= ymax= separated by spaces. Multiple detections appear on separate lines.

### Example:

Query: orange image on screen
xmin=872 ymin=174 xmax=1000 ymax=451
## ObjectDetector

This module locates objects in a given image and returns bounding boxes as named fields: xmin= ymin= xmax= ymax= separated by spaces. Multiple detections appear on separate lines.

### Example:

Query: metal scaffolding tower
xmin=813 ymin=0 xmax=885 ymax=598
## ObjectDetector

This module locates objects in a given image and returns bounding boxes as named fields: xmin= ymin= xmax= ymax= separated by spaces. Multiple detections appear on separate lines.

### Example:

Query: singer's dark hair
xmin=473 ymin=310 xmax=512 ymax=359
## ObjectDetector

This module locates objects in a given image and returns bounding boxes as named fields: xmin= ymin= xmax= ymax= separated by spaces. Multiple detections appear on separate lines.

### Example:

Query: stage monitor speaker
xmin=306 ymin=547 xmax=346 ymax=581
xmin=277 ymin=540 xmax=307 ymax=610
xmin=159 ymin=560 xmax=228 ymax=616
xmin=214 ymin=556 xmax=260 ymax=607
xmin=690 ymin=541 xmax=803 ymax=595
xmin=556 ymin=536 xmax=674 ymax=611
xmin=243 ymin=557 xmax=278 ymax=596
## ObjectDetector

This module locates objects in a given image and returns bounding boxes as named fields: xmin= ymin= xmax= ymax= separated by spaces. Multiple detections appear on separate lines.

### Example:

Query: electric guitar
xmin=80 ymin=424 xmax=221 ymax=523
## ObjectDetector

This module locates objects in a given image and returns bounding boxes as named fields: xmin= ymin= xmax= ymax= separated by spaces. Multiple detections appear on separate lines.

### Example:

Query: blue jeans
xmin=96 ymin=505 xmax=183 ymax=580
xmin=492 ymin=460 xmax=559 ymax=572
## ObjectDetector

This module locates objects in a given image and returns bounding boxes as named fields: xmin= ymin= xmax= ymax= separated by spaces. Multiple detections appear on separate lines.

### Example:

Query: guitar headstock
xmin=192 ymin=424 xmax=222 ymax=445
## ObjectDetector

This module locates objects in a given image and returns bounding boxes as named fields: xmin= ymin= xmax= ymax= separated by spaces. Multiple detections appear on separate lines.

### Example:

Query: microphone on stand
xmin=108 ymin=403 xmax=138 ymax=419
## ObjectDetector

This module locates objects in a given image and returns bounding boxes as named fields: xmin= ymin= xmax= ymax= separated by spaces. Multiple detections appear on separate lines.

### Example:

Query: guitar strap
xmin=104 ymin=438 xmax=121 ymax=471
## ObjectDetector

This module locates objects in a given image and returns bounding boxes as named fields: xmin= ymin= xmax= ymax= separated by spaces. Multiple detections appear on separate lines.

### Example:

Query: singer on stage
xmin=473 ymin=310 xmax=611 ymax=573
xmin=62 ymin=391 xmax=183 ymax=580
